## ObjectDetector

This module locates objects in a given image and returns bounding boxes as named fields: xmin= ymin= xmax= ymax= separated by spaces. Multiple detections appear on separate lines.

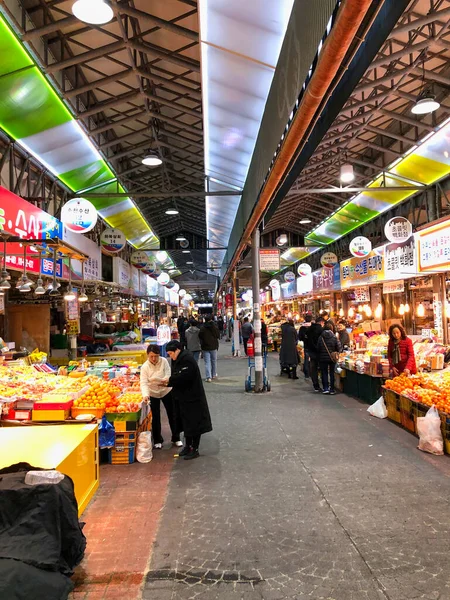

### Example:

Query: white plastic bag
xmin=136 ymin=431 xmax=153 ymax=463
xmin=417 ymin=405 xmax=444 ymax=455
xmin=367 ymin=396 xmax=388 ymax=419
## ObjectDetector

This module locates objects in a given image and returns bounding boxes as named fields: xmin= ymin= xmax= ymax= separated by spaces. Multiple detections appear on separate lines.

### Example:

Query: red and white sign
xmin=320 ymin=252 xmax=338 ymax=269
xmin=0 ymin=186 xmax=61 ymax=274
xmin=417 ymin=219 xmax=450 ymax=272
xmin=259 ymin=249 xmax=280 ymax=272
xmin=385 ymin=217 xmax=412 ymax=243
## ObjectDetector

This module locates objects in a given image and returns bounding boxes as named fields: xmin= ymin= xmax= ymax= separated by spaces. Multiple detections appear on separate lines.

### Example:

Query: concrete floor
xmin=142 ymin=343 xmax=450 ymax=600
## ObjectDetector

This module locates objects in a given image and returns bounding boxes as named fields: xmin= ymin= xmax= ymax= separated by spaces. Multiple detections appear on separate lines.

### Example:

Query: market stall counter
xmin=0 ymin=424 xmax=98 ymax=515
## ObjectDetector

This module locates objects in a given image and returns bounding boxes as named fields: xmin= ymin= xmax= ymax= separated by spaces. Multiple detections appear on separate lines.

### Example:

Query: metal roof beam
xmin=89 ymin=111 xmax=147 ymax=135
xmin=22 ymin=15 xmax=79 ymax=41
xmin=46 ymin=40 xmax=125 ymax=73
xmin=128 ymin=39 xmax=200 ymax=73
xmin=142 ymin=89 xmax=201 ymax=119
xmin=79 ymin=91 xmax=142 ymax=118
xmin=377 ymin=108 xmax=434 ymax=130
xmin=64 ymin=69 xmax=133 ymax=98
xmin=116 ymin=4 xmax=198 ymax=41
xmin=393 ymin=7 xmax=450 ymax=34
xmin=135 ymin=67 xmax=202 ymax=101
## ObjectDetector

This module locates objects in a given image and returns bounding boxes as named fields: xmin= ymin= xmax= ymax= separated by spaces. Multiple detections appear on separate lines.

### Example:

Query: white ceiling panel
xmin=199 ymin=0 xmax=295 ymax=269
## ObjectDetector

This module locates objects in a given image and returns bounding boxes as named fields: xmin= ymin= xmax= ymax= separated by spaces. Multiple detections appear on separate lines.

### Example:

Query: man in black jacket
xmin=199 ymin=316 xmax=220 ymax=382
xmin=305 ymin=316 xmax=324 ymax=392
xmin=298 ymin=314 xmax=313 ymax=379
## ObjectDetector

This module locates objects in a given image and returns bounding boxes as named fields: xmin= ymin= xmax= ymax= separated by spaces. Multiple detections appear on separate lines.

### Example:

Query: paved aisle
xmin=142 ymin=343 xmax=450 ymax=600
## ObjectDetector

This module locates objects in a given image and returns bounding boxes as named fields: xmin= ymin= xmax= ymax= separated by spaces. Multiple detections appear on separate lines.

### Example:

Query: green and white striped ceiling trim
xmin=0 ymin=13 xmax=158 ymax=250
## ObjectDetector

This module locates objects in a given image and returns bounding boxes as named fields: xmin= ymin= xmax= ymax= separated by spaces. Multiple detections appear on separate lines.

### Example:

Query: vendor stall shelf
xmin=0 ymin=424 xmax=98 ymax=515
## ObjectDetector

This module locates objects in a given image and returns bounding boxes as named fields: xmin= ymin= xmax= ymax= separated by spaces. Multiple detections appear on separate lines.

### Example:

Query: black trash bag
xmin=0 ymin=558 xmax=74 ymax=600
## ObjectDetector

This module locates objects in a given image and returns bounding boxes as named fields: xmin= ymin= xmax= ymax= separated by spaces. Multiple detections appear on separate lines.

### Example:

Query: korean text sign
xmin=340 ymin=250 xmax=384 ymax=289
xmin=417 ymin=220 xmax=450 ymax=272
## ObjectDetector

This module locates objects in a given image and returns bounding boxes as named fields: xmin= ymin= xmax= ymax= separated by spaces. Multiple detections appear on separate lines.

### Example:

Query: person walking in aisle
xmin=199 ymin=315 xmax=220 ymax=382
xmin=162 ymin=340 xmax=213 ymax=460
xmin=217 ymin=315 xmax=225 ymax=339
xmin=317 ymin=322 xmax=341 ymax=395
xmin=305 ymin=316 xmax=325 ymax=392
xmin=298 ymin=314 xmax=313 ymax=379
xmin=241 ymin=317 xmax=253 ymax=356
xmin=280 ymin=319 xmax=299 ymax=379
xmin=261 ymin=319 xmax=268 ymax=355
xmin=185 ymin=319 xmax=202 ymax=362
xmin=140 ymin=344 xmax=182 ymax=449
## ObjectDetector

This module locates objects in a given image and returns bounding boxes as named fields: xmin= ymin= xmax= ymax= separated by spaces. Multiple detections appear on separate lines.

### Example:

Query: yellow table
xmin=50 ymin=351 xmax=146 ymax=367
xmin=0 ymin=424 xmax=99 ymax=515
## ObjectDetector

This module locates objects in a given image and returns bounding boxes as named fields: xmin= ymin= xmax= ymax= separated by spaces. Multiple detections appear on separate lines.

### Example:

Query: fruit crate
xmin=399 ymin=395 xmax=415 ymax=433
xmin=438 ymin=411 xmax=450 ymax=455
xmin=383 ymin=388 xmax=401 ymax=424
xmin=71 ymin=406 xmax=105 ymax=419
xmin=106 ymin=409 xmax=141 ymax=423
xmin=108 ymin=434 xmax=136 ymax=464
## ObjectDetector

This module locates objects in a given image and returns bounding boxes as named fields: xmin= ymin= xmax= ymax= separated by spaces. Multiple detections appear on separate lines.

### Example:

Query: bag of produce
xmin=136 ymin=431 xmax=153 ymax=463
xmin=417 ymin=405 xmax=444 ymax=455
xmin=367 ymin=396 xmax=387 ymax=419
xmin=98 ymin=415 xmax=115 ymax=449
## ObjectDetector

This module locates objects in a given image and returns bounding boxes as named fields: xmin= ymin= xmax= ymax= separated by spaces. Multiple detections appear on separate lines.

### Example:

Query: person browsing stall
xmin=140 ymin=344 xmax=182 ymax=449
xmin=388 ymin=324 xmax=417 ymax=376
xmin=160 ymin=340 xmax=213 ymax=460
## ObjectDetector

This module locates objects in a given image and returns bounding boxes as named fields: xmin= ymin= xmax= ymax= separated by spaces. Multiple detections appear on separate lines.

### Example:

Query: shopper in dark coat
xmin=279 ymin=319 xmax=299 ymax=379
xmin=163 ymin=340 xmax=213 ymax=460
xmin=305 ymin=317 xmax=324 ymax=392
xmin=317 ymin=323 xmax=341 ymax=395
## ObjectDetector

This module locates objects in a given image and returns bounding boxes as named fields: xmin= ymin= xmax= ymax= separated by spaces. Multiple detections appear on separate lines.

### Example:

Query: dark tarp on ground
xmin=0 ymin=464 xmax=86 ymax=600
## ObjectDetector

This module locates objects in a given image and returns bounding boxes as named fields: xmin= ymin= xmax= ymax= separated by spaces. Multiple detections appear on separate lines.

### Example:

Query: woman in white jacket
xmin=140 ymin=344 xmax=182 ymax=449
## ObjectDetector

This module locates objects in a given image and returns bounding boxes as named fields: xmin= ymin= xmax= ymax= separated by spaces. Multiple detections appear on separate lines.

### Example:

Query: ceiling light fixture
xmin=0 ymin=241 xmax=11 ymax=290
xmin=186 ymin=261 xmax=193 ymax=265
xmin=182 ymin=250 xmax=190 ymax=254
xmin=299 ymin=218 xmax=312 ymax=225
xmin=72 ymin=0 xmax=113 ymax=25
xmin=340 ymin=163 xmax=354 ymax=183
xmin=176 ymin=235 xmax=187 ymax=242
xmin=64 ymin=257 xmax=75 ymax=301
xmin=411 ymin=93 xmax=440 ymax=115
xmin=142 ymin=150 xmax=162 ymax=167
xmin=165 ymin=209 xmax=179 ymax=215
xmin=35 ymin=277 xmax=46 ymax=295
xmin=17 ymin=246 xmax=34 ymax=293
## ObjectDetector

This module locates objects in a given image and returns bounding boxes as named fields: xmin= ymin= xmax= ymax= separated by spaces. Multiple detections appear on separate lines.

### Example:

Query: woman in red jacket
xmin=387 ymin=324 xmax=417 ymax=376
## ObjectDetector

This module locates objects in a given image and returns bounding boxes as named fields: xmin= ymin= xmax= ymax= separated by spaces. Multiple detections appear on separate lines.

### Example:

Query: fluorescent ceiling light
xmin=186 ymin=261 xmax=193 ymax=265
xmin=340 ymin=163 xmax=354 ymax=183
xmin=299 ymin=218 xmax=311 ymax=224
xmin=142 ymin=152 xmax=162 ymax=167
xmin=176 ymin=235 xmax=186 ymax=241
xmin=72 ymin=0 xmax=113 ymax=25
xmin=165 ymin=209 xmax=179 ymax=215
xmin=182 ymin=250 xmax=190 ymax=254
xmin=411 ymin=94 xmax=440 ymax=115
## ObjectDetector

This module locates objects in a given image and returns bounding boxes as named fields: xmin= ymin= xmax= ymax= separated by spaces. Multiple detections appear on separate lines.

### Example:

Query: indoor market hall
xmin=73 ymin=344 xmax=450 ymax=600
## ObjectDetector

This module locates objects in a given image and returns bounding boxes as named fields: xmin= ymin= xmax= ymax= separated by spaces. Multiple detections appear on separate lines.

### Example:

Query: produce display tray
xmin=106 ymin=409 xmax=141 ymax=422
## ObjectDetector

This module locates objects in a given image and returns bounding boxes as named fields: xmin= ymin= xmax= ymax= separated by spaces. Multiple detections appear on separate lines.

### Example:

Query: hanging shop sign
xmin=417 ymin=219 xmax=450 ymax=272
xmin=100 ymin=228 xmax=126 ymax=254
xmin=281 ymin=281 xmax=296 ymax=299
xmin=62 ymin=226 xmax=102 ymax=281
xmin=320 ymin=252 xmax=338 ymax=269
xmin=383 ymin=280 xmax=405 ymax=294
xmin=352 ymin=286 xmax=370 ymax=302
xmin=65 ymin=293 xmax=79 ymax=321
xmin=131 ymin=266 xmax=140 ymax=294
xmin=179 ymin=288 xmax=187 ymax=298
xmin=112 ymin=256 xmax=131 ymax=289
xmin=61 ymin=198 xmax=97 ymax=233
xmin=296 ymin=272 xmax=313 ymax=296
xmin=172 ymin=283 xmax=180 ymax=293
xmin=349 ymin=236 xmax=372 ymax=258
xmin=131 ymin=251 xmax=150 ymax=270
xmin=312 ymin=264 xmax=341 ymax=293
xmin=259 ymin=249 xmax=280 ymax=272
xmin=147 ymin=276 xmax=158 ymax=297
xmin=225 ymin=293 xmax=233 ymax=308
xmin=384 ymin=217 xmax=413 ymax=243
xmin=297 ymin=263 xmax=312 ymax=276
xmin=157 ymin=271 xmax=170 ymax=286
xmin=142 ymin=260 xmax=156 ymax=275
xmin=157 ymin=324 xmax=171 ymax=346
xmin=0 ymin=186 xmax=62 ymax=274
xmin=269 ymin=279 xmax=281 ymax=301
xmin=433 ymin=292 xmax=444 ymax=341
xmin=384 ymin=236 xmax=416 ymax=279
xmin=284 ymin=271 xmax=296 ymax=283
xmin=340 ymin=250 xmax=384 ymax=289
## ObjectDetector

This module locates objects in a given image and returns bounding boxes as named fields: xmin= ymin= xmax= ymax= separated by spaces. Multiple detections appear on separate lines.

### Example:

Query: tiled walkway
xmin=72 ymin=344 xmax=450 ymax=600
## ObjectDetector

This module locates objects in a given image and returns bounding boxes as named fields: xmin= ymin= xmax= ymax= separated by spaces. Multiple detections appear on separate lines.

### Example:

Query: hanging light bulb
xmin=17 ymin=246 xmax=33 ymax=292
xmin=409 ymin=280 xmax=417 ymax=289
xmin=358 ymin=305 xmax=364 ymax=313
xmin=340 ymin=163 xmax=355 ymax=183
xmin=79 ymin=289 xmax=88 ymax=302
xmin=364 ymin=305 xmax=372 ymax=317
xmin=348 ymin=307 xmax=355 ymax=318
xmin=64 ymin=257 xmax=75 ymax=301
xmin=34 ymin=277 xmax=46 ymax=295
xmin=399 ymin=304 xmax=405 ymax=316
xmin=72 ymin=0 xmax=113 ymax=25
xmin=404 ymin=303 xmax=410 ymax=313
xmin=339 ymin=308 xmax=344 ymax=317
xmin=417 ymin=303 xmax=425 ymax=317
xmin=374 ymin=303 xmax=383 ymax=319
xmin=142 ymin=150 xmax=163 ymax=166
xmin=0 ymin=241 xmax=10 ymax=289
xmin=411 ymin=93 xmax=440 ymax=115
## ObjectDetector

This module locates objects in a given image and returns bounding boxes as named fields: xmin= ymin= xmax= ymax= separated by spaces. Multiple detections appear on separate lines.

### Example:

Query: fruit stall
xmin=0 ymin=360 xmax=150 ymax=512
xmin=383 ymin=373 xmax=450 ymax=454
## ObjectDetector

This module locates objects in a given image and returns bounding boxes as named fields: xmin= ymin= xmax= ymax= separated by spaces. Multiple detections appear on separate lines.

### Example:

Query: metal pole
xmin=232 ymin=270 xmax=240 ymax=357
xmin=251 ymin=228 xmax=264 ymax=392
